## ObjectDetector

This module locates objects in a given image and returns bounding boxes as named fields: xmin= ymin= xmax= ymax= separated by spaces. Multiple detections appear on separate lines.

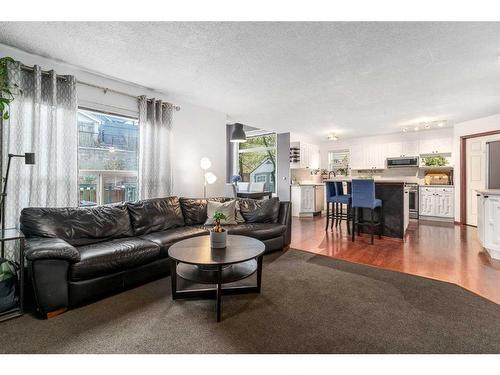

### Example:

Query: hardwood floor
xmin=290 ymin=216 xmax=500 ymax=304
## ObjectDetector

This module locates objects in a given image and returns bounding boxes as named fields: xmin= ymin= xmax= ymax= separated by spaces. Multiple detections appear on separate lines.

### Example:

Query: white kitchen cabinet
xmin=401 ymin=141 xmax=420 ymax=156
xmin=419 ymin=187 xmax=435 ymax=216
xmin=419 ymin=186 xmax=454 ymax=220
xmin=478 ymin=192 xmax=485 ymax=244
xmin=366 ymin=144 xmax=386 ymax=169
xmin=386 ymin=142 xmax=403 ymax=158
xmin=477 ymin=192 xmax=500 ymax=260
xmin=350 ymin=144 xmax=366 ymax=170
xmin=419 ymin=137 xmax=452 ymax=155
xmin=291 ymin=184 xmax=324 ymax=217
xmin=301 ymin=186 xmax=315 ymax=212
xmin=435 ymin=190 xmax=454 ymax=217
xmin=350 ymin=143 xmax=385 ymax=170
xmin=291 ymin=142 xmax=320 ymax=169
xmin=386 ymin=141 xmax=419 ymax=158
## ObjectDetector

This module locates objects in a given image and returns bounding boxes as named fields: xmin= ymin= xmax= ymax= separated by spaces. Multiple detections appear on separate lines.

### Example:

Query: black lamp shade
xmin=230 ymin=123 xmax=247 ymax=143
xmin=24 ymin=153 xmax=35 ymax=165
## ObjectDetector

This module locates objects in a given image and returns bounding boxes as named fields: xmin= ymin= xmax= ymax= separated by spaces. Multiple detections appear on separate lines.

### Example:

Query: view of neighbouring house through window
xmin=78 ymin=109 xmax=139 ymax=206
xmin=238 ymin=133 xmax=276 ymax=193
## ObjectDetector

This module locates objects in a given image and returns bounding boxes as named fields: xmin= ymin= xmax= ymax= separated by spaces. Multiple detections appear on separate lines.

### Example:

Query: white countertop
xmin=292 ymin=183 xmax=324 ymax=186
xmin=323 ymin=178 xmax=407 ymax=183
xmin=420 ymin=184 xmax=454 ymax=188
xmin=476 ymin=189 xmax=500 ymax=195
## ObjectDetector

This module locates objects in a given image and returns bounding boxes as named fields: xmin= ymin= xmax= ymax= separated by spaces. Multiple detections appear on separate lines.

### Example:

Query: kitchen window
xmin=328 ymin=150 xmax=350 ymax=173
xmin=77 ymin=108 xmax=139 ymax=206
xmin=238 ymin=132 xmax=276 ymax=193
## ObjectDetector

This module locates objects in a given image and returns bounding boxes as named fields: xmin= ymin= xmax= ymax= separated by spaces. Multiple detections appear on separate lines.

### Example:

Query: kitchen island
xmin=325 ymin=179 xmax=409 ymax=240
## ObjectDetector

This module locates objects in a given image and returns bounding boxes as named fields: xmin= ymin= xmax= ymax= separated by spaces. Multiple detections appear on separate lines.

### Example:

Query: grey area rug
xmin=1 ymin=249 xmax=499 ymax=353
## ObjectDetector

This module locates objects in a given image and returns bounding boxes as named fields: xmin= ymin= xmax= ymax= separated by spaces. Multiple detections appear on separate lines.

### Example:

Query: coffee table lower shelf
xmin=170 ymin=257 xmax=263 ymax=322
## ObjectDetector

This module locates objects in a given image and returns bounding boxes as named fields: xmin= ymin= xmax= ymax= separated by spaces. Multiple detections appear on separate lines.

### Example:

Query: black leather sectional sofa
xmin=20 ymin=196 xmax=291 ymax=317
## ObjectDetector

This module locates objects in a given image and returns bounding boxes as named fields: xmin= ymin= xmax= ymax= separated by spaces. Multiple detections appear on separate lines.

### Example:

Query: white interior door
xmin=466 ymin=134 xmax=500 ymax=226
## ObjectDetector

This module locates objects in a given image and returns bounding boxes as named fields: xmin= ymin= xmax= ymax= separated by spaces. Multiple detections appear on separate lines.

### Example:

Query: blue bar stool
xmin=333 ymin=181 xmax=352 ymax=233
xmin=325 ymin=181 xmax=337 ymax=231
xmin=351 ymin=179 xmax=383 ymax=244
xmin=325 ymin=181 xmax=352 ymax=233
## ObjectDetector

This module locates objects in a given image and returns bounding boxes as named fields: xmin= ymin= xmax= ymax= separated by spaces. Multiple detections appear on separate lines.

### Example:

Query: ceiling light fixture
xmin=328 ymin=133 xmax=339 ymax=141
xmin=402 ymin=128 xmax=408 ymax=133
xmin=414 ymin=127 xmax=419 ymax=131
xmin=424 ymin=123 xmax=431 ymax=129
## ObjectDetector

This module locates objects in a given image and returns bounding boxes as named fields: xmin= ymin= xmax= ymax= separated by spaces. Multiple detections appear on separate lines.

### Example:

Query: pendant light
xmin=230 ymin=123 xmax=247 ymax=143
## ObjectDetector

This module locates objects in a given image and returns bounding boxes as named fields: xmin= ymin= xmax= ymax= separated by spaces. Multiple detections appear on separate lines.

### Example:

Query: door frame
xmin=460 ymin=130 xmax=500 ymax=225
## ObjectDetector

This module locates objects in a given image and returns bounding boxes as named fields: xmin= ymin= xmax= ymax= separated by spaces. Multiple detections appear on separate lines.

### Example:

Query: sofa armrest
xmin=25 ymin=237 xmax=80 ymax=263
xmin=278 ymin=201 xmax=291 ymax=246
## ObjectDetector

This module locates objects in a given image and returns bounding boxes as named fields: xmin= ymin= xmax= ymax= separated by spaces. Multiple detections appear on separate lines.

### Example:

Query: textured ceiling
xmin=1 ymin=22 xmax=500 ymax=140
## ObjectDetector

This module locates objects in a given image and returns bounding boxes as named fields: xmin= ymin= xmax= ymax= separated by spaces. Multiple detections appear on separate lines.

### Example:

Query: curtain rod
xmin=19 ymin=64 xmax=181 ymax=111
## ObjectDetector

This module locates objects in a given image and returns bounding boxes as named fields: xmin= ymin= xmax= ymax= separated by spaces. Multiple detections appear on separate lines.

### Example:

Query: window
xmin=255 ymin=174 xmax=267 ymax=183
xmin=238 ymin=133 xmax=276 ymax=193
xmin=78 ymin=109 xmax=139 ymax=206
xmin=328 ymin=149 xmax=350 ymax=173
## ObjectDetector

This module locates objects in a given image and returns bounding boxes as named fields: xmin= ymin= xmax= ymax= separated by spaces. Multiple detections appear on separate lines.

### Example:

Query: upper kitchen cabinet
xmin=387 ymin=141 xmax=420 ymax=158
xmin=386 ymin=142 xmax=403 ymax=158
xmin=419 ymin=137 xmax=452 ymax=155
xmin=402 ymin=141 xmax=420 ymax=156
xmin=350 ymin=143 xmax=385 ymax=170
xmin=350 ymin=144 xmax=366 ymax=170
xmin=290 ymin=141 xmax=320 ymax=169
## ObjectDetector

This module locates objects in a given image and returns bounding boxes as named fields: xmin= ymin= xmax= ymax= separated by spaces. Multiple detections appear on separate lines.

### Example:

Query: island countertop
xmin=324 ymin=178 xmax=406 ymax=184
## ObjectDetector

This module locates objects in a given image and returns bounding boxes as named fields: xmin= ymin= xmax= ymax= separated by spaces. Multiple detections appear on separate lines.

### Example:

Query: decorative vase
xmin=210 ymin=230 xmax=227 ymax=248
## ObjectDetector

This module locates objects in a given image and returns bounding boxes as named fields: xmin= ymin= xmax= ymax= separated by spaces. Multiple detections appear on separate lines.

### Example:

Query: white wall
xmin=452 ymin=114 xmax=500 ymax=222
xmin=171 ymin=103 xmax=227 ymax=197
xmin=0 ymin=43 xmax=228 ymax=198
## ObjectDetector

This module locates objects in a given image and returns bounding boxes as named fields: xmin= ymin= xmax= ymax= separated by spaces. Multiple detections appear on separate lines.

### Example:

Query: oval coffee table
xmin=168 ymin=235 xmax=266 ymax=322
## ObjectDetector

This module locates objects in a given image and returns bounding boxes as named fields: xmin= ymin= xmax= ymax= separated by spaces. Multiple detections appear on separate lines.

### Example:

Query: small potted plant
xmin=210 ymin=211 xmax=227 ymax=248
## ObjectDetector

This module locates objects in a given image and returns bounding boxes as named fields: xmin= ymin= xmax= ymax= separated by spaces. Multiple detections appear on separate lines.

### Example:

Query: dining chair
xmin=249 ymin=182 xmax=265 ymax=192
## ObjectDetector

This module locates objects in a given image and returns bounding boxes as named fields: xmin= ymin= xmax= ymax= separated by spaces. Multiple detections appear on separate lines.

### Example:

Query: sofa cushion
xmin=20 ymin=204 xmax=134 ymax=246
xmin=126 ymin=196 xmax=185 ymax=236
xmin=238 ymin=197 xmax=280 ymax=223
xmin=70 ymin=238 xmax=161 ymax=281
xmin=224 ymin=223 xmax=286 ymax=241
xmin=139 ymin=227 xmax=209 ymax=256
xmin=204 ymin=200 xmax=238 ymax=225
xmin=179 ymin=197 xmax=229 ymax=225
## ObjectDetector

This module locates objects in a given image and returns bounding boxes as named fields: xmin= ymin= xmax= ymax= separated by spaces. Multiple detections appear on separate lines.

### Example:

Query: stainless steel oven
xmin=405 ymin=183 xmax=419 ymax=219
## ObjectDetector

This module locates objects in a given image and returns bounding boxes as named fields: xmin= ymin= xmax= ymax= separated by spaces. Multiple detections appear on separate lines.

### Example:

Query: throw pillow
xmin=238 ymin=197 xmax=280 ymax=223
xmin=235 ymin=200 xmax=246 ymax=223
xmin=204 ymin=200 xmax=238 ymax=225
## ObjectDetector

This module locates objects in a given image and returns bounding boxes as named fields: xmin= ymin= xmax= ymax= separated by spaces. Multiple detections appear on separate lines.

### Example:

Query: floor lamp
xmin=200 ymin=157 xmax=217 ymax=198
xmin=0 ymin=153 xmax=35 ymax=257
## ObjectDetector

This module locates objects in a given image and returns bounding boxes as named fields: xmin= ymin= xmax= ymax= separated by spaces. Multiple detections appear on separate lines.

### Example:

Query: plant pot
xmin=210 ymin=230 xmax=227 ymax=249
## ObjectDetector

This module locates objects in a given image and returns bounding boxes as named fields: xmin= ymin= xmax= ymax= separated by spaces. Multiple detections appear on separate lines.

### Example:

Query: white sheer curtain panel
xmin=138 ymin=96 xmax=173 ymax=199
xmin=2 ymin=61 xmax=78 ymax=228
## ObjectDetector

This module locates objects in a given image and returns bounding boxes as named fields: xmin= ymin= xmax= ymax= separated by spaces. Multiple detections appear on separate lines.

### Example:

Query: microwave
xmin=386 ymin=157 xmax=419 ymax=168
